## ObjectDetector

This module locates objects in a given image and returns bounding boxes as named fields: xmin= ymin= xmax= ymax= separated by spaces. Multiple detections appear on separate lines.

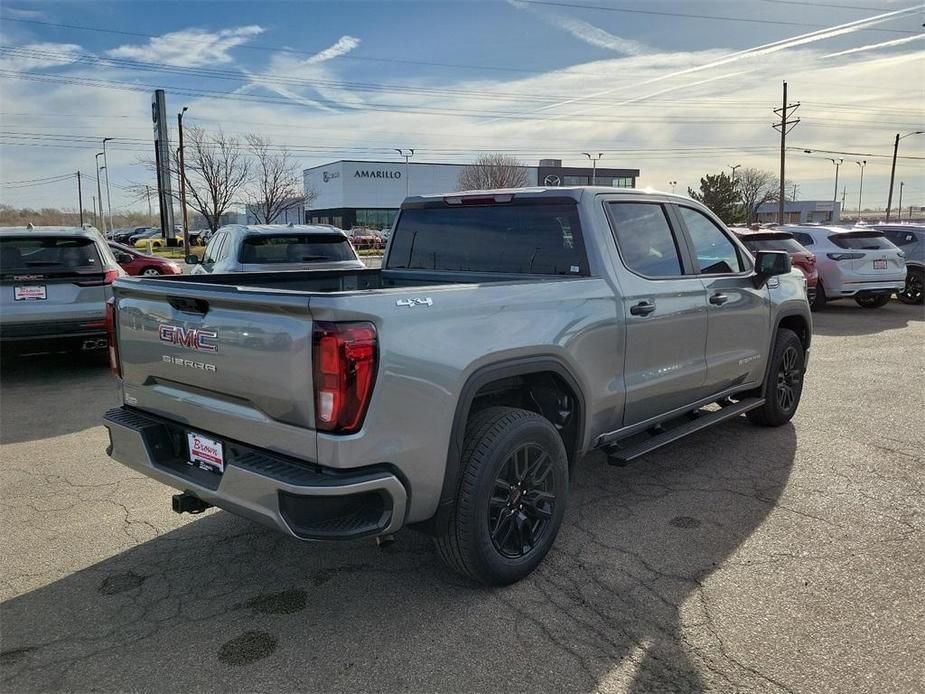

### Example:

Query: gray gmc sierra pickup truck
xmin=103 ymin=187 xmax=811 ymax=585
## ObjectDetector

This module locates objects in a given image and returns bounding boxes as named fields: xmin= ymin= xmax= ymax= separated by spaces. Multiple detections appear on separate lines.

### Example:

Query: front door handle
xmin=630 ymin=301 xmax=656 ymax=316
xmin=709 ymin=292 xmax=729 ymax=305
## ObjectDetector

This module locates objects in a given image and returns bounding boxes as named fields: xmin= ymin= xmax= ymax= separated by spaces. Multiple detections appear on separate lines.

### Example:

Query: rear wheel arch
xmin=414 ymin=357 xmax=586 ymax=536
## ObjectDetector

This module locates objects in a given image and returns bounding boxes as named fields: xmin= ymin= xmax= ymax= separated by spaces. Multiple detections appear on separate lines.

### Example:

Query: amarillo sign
xmin=354 ymin=170 xmax=401 ymax=179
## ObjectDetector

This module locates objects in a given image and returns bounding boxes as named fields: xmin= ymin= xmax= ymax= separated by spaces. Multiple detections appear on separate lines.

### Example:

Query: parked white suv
xmin=785 ymin=226 xmax=906 ymax=309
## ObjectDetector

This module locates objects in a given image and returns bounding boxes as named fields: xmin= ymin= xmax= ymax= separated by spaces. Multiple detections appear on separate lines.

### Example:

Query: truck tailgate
xmin=114 ymin=279 xmax=318 ymax=459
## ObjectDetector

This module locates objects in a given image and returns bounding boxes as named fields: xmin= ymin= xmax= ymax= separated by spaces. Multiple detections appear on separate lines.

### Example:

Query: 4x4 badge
xmin=396 ymin=297 xmax=433 ymax=308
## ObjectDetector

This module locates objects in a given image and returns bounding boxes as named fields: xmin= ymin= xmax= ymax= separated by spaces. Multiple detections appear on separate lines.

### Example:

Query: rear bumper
xmin=822 ymin=267 xmax=906 ymax=296
xmin=0 ymin=319 xmax=107 ymax=345
xmin=103 ymin=406 xmax=407 ymax=540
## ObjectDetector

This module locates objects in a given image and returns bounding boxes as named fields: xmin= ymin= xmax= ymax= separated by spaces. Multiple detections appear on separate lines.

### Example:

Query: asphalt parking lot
xmin=1 ymin=302 xmax=922 ymax=693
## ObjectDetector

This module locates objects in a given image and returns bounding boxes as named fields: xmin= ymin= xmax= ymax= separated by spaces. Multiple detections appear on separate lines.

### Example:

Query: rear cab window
xmin=241 ymin=234 xmax=356 ymax=263
xmin=387 ymin=201 xmax=588 ymax=275
xmin=0 ymin=236 xmax=104 ymax=280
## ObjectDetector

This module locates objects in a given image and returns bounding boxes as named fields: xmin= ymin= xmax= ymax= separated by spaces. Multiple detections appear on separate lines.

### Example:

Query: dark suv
xmin=872 ymin=225 xmax=924 ymax=304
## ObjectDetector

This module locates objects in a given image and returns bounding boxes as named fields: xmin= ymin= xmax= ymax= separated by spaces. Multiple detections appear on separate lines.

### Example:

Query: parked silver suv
xmin=0 ymin=227 xmax=123 ymax=353
xmin=187 ymin=224 xmax=365 ymax=274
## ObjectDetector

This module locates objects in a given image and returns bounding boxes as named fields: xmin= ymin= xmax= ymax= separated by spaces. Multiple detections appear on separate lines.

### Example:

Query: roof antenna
xmin=26 ymin=222 xmax=34 ymax=230
xmin=288 ymin=222 xmax=294 ymax=227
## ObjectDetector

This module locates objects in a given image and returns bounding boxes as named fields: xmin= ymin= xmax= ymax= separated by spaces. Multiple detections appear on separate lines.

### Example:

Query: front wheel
xmin=140 ymin=267 xmax=161 ymax=276
xmin=811 ymin=282 xmax=827 ymax=311
xmin=854 ymin=293 xmax=891 ymax=309
xmin=898 ymin=267 xmax=924 ymax=305
xmin=746 ymin=328 xmax=805 ymax=427
xmin=435 ymin=407 xmax=568 ymax=585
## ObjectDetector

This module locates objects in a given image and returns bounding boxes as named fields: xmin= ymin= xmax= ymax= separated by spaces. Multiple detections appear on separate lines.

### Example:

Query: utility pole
xmin=886 ymin=130 xmax=923 ymax=221
xmin=791 ymin=183 xmax=799 ymax=202
xmin=92 ymin=195 xmax=97 ymax=226
xmin=897 ymin=182 xmax=904 ymax=221
xmin=95 ymin=152 xmax=107 ymax=234
xmin=394 ymin=148 xmax=414 ymax=198
xmin=856 ymin=160 xmax=866 ymax=222
xmin=76 ymin=171 xmax=84 ymax=227
xmin=772 ymin=81 xmax=800 ymax=225
xmin=583 ymin=152 xmax=603 ymax=185
xmin=841 ymin=186 xmax=846 ymax=214
xmin=178 ymin=106 xmax=190 ymax=258
xmin=102 ymin=137 xmax=114 ymax=233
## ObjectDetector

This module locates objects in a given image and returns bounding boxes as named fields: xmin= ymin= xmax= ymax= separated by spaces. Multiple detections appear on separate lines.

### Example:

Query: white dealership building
xmin=303 ymin=159 xmax=640 ymax=229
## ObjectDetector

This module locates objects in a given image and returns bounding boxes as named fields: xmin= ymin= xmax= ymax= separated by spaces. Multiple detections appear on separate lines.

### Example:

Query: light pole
xmin=669 ymin=180 xmax=678 ymax=193
xmin=178 ymin=106 xmax=190 ymax=256
xmin=827 ymin=158 xmax=843 ymax=205
xmin=583 ymin=152 xmax=603 ymax=185
xmin=102 ymin=137 xmax=114 ymax=232
xmin=394 ymin=148 xmax=414 ymax=198
xmin=728 ymin=163 xmax=741 ymax=183
xmin=897 ymin=182 xmax=904 ymax=221
xmin=95 ymin=152 xmax=106 ymax=234
xmin=886 ymin=130 xmax=923 ymax=221
xmin=855 ymin=160 xmax=866 ymax=223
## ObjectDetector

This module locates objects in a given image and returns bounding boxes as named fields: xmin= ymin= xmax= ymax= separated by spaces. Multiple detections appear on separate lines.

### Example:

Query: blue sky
xmin=1 ymin=0 xmax=923 ymax=212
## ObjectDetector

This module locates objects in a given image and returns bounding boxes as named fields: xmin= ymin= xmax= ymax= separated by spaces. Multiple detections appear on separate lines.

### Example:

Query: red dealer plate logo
xmin=187 ymin=432 xmax=224 ymax=474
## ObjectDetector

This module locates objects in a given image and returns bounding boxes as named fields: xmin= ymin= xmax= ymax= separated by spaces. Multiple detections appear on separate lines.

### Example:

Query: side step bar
xmin=606 ymin=397 xmax=764 ymax=464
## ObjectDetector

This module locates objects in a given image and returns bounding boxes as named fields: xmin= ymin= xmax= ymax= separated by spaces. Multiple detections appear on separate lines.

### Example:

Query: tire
xmin=746 ymin=328 xmax=805 ymax=427
xmin=811 ymin=282 xmax=827 ymax=311
xmin=854 ymin=293 xmax=891 ymax=309
xmin=435 ymin=406 xmax=569 ymax=586
xmin=140 ymin=266 xmax=161 ymax=276
xmin=898 ymin=267 xmax=924 ymax=305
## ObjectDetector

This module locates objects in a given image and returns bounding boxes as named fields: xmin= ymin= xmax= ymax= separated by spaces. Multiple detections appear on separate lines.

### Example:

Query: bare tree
xmin=246 ymin=135 xmax=312 ymax=224
xmin=179 ymin=127 xmax=250 ymax=232
xmin=457 ymin=153 xmax=529 ymax=190
xmin=737 ymin=168 xmax=780 ymax=224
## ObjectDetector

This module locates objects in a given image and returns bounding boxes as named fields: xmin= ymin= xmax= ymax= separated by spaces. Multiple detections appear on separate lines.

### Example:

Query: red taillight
xmin=105 ymin=298 xmax=120 ymax=377
xmin=76 ymin=269 xmax=119 ymax=287
xmin=312 ymin=321 xmax=377 ymax=433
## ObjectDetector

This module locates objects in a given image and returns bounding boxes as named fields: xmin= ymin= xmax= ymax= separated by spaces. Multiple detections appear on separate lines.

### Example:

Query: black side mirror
xmin=117 ymin=253 xmax=133 ymax=264
xmin=185 ymin=254 xmax=201 ymax=265
xmin=753 ymin=250 xmax=791 ymax=287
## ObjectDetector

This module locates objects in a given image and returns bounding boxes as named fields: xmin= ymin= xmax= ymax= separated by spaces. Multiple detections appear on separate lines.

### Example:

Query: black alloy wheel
xmin=488 ymin=443 xmax=556 ymax=559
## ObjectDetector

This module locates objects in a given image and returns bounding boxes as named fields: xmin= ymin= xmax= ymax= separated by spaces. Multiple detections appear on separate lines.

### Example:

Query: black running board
xmin=606 ymin=397 xmax=764 ymax=464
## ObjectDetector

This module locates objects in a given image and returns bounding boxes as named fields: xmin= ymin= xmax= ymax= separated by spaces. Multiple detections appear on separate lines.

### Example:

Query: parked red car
xmin=108 ymin=242 xmax=183 ymax=276
xmin=734 ymin=230 xmax=818 ymax=305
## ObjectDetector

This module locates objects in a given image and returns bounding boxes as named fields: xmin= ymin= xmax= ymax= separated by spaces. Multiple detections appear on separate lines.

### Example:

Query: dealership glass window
xmin=356 ymin=209 xmax=398 ymax=229
xmin=563 ymin=175 xmax=589 ymax=185
xmin=387 ymin=202 xmax=588 ymax=275
xmin=608 ymin=177 xmax=634 ymax=188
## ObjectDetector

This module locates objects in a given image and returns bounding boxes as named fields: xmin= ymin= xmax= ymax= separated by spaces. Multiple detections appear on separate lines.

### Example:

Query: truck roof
xmin=403 ymin=186 xmax=688 ymax=206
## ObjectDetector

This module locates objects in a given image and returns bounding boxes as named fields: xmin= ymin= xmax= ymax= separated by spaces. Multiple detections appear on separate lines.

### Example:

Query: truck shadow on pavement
xmin=0 ymin=419 xmax=796 ymax=693
xmin=811 ymin=300 xmax=923 ymax=337
xmin=0 ymin=350 xmax=119 ymax=444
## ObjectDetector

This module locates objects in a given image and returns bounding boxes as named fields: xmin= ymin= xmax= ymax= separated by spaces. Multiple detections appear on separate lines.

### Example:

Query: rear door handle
xmin=630 ymin=301 xmax=656 ymax=316
xmin=709 ymin=293 xmax=729 ymax=306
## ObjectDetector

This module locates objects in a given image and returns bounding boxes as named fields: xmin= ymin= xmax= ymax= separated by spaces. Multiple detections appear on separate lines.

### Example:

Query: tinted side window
xmin=792 ymin=232 xmax=814 ymax=246
xmin=606 ymin=202 xmax=683 ymax=277
xmin=678 ymin=207 xmax=744 ymax=274
xmin=387 ymin=203 xmax=587 ymax=275
xmin=882 ymin=230 xmax=916 ymax=247
xmin=216 ymin=234 xmax=235 ymax=261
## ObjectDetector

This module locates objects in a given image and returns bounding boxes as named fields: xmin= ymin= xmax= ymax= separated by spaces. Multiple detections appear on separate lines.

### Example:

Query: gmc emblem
xmin=159 ymin=325 xmax=218 ymax=352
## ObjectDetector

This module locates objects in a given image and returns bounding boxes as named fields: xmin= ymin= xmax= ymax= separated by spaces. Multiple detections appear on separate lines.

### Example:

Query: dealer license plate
xmin=873 ymin=259 xmax=887 ymax=270
xmin=14 ymin=285 xmax=46 ymax=301
xmin=187 ymin=431 xmax=224 ymax=474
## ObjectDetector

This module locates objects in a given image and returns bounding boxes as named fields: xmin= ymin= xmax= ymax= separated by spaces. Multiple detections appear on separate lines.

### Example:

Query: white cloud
xmin=107 ymin=25 xmax=264 ymax=67
xmin=509 ymin=0 xmax=648 ymax=56
xmin=2 ymin=7 xmax=46 ymax=19
xmin=0 ymin=42 xmax=82 ymax=71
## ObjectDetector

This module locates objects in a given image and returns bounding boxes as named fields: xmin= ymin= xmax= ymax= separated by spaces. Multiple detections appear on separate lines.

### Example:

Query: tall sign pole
xmin=76 ymin=170 xmax=84 ymax=227
xmin=772 ymin=81 xmax=800 ymax=225
xmin=151 ymin=89 xmax=176 ymax=243
xmin=178 ymin=107 xmax=190 ymax=258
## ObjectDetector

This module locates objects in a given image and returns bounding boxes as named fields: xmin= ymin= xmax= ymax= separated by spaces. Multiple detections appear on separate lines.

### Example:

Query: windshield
xmin=387 ymin=202 xmax=588 ymax=275
xmin=741 ymin=237 xmax=808 ymax=254
xmin=0 ymin=236 xmax=103 ymax=276
xmin=829 ymin=233 xmax=896 ymax=250
xmin=240 ymin=235 xmax=356 ymax=263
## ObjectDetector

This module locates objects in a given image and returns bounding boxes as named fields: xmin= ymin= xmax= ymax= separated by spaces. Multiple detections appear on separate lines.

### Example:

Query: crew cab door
xmin=673 ymin=204 xmax=770 ymax=394
xmin=604 ymin=200 xmax=710 ymax=426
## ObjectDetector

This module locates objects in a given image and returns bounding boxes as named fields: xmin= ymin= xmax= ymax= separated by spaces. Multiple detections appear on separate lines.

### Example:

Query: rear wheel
xmin=811 ymin=282 xmax=827 ymax=311
xmin=898 ymin=267 xmax=924 ymax=305
xmin=435 ymin=406 xmax=568 ymax=585
xmin=746 ymin=328 xmax=805 ymax=427
xmin=854 ymin=293 xmax=891 ymax=308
